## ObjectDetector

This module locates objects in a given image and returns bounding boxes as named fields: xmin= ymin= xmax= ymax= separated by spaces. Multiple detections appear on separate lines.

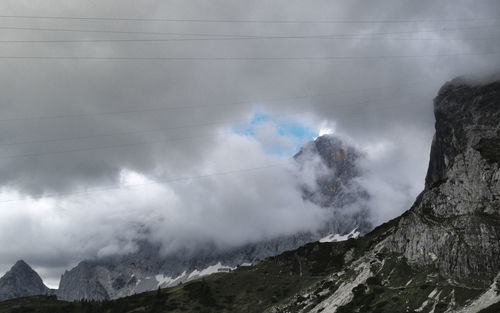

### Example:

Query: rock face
xmin=385 ymin=78 xmax=500 ymax=285
xmin=57 ymin=261 xmax=110 ymax=301
xmin=0 ymin=260 xmax=52 ymax=301
xmin=295 ymin=135 xmax=371 ymax=234
xmin=57 ymin=135 xmax=372 ymax=301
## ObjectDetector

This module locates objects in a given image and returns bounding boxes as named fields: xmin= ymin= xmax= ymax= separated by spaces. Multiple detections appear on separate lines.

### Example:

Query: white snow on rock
xmin=154 ymin=262 xmax=235 ymax=288
xmin=155 ymin=271 xmax=187 ymax=288
xmin=320 ymin=229 xmax=360 ymax=243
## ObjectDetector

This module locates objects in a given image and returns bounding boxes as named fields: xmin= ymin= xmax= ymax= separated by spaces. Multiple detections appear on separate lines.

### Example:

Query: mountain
xmin=56 ymin=134 xmax=371 ymax=301
xmin=295 ymin=134 xmax=371 ymax=234
xmin=1 ymin=76 xmax=499 ymax=312
xmin=278 ymin=74 xmax=500 ymax=313
xmin=0 ymin=260 xmax=53 ymax=301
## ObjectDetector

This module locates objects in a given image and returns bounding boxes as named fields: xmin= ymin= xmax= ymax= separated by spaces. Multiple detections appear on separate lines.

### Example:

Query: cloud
xmin=0 ymin=129 xmax=329 ymax=286
xmin=0 ymin=0 xmax=499 ymax=285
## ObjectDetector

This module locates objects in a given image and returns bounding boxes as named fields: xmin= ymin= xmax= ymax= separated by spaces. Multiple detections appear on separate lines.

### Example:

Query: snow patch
xmin=155 ymin=271 xmax=186 ymax=288
xmin=187 ymin=262 xmax=234 ymax=279
xmin=320 ymin=228 xmax=360 ymax=243
xmin=154 ymin=263 xmax=235 ymax=289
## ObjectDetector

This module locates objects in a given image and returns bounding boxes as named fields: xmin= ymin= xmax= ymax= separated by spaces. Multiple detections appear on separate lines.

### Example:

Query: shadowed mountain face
xmin=0 ymin=260 xmax=52 ymax=301
xmin=56 ymin=134 xmax=372 ymax=301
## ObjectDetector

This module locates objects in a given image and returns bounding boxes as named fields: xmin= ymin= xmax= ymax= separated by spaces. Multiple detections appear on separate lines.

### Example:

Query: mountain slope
xmin=0 ymin=260 xmax=53 ymax=301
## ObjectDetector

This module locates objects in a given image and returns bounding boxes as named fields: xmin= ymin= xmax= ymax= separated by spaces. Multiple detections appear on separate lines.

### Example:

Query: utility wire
xmin=0 ymin=160 xmax=293 ymax=204
xmin=0 ymin=14 xmax=498 ymax=24
xmin=0 ymin=82 xmax=432 ymax=148
xmin=0 ymin=24 xmax=497 ymax=37
xmin=1 ymin=35 xmax=499 ymax=43
xmin=0 ymin=51 xmax=498 ymax=61
xmin=0 ymin=93 xmax=425 ymax=160
xmin=0 ymin=82 xmax=428 ymax=123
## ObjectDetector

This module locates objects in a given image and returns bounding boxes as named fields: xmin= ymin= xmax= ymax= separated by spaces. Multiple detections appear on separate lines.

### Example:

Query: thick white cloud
xmin=0 ymin=129 xmax=329 ymax=287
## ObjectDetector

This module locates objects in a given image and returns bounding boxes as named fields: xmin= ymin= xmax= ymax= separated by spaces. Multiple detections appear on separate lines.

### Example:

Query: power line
xmin=0 ymin=93 xmax=425 ymax=160
xmin=0 ymin=161 xmax=292 ymax=204
xmin=0 ymin=83 xmax=433 ymax=149
xmin=0 ymin=92 xmax=399 ymax=147
xmin=0 ymin=14 xmax=498 ymax=24
xmin=0 ymin=51 xmax=498 ymax=61
xmin=0 ymin=35 xmax=499 ymax=43
xmin=0 ymin=24 xmax=497 ymax=37
xmin=0 ymin=82 xmax=426 ymax=123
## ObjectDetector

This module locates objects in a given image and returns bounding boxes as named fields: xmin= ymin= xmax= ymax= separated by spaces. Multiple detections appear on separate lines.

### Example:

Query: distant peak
xmin=10 ymin=260 xmax=35 ymax=273
xmin=13 ymin=259 xmax=29 ymax=268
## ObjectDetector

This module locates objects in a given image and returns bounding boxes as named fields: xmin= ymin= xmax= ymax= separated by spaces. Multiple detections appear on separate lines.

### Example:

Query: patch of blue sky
xmin=233 ymin=110 xmax=317 ymax=157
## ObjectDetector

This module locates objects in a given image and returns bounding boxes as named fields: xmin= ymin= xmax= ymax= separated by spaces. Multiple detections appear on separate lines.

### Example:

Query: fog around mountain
xmin=0 ymin=0 xmax=499 ymax=287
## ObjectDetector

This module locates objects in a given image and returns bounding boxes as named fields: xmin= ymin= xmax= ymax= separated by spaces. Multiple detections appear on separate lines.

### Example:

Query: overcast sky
xmin=0 ymin=0 xmax=499 ymax=288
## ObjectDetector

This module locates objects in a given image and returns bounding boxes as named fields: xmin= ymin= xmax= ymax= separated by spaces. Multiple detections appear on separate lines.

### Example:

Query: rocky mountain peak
xmin=10 ymin=260 xmax=32 ymax=273
xmin=0 ymin=260 xmax=52 ymax=302
xmin=425 ymin=79 xmax=500 ymax=189
xmin=296 ymin=134 xmax=359 ymax=170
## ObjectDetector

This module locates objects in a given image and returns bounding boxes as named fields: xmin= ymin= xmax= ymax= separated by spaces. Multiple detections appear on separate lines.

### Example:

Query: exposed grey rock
xmin=57 ymin=135 xmax=372 ymax=301
xmin=57 ymin=261 xmax=110 ymax=301
xmin=0 ymin=260 xmax=53 ymax=301
xmin=386 ymin=78 xmax=500 ymax=286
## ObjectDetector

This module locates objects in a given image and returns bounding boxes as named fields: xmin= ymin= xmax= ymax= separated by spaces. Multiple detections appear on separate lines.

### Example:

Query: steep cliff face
xmin=386 ymin=79 xmax=500 ymax=285
xmin=0 ymin=260 xmax=52 ymax=301
xmin=57 ymin=135 xmax=371 ymax=301
xmin=274 ymin=77 xmax=500 ymax=313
